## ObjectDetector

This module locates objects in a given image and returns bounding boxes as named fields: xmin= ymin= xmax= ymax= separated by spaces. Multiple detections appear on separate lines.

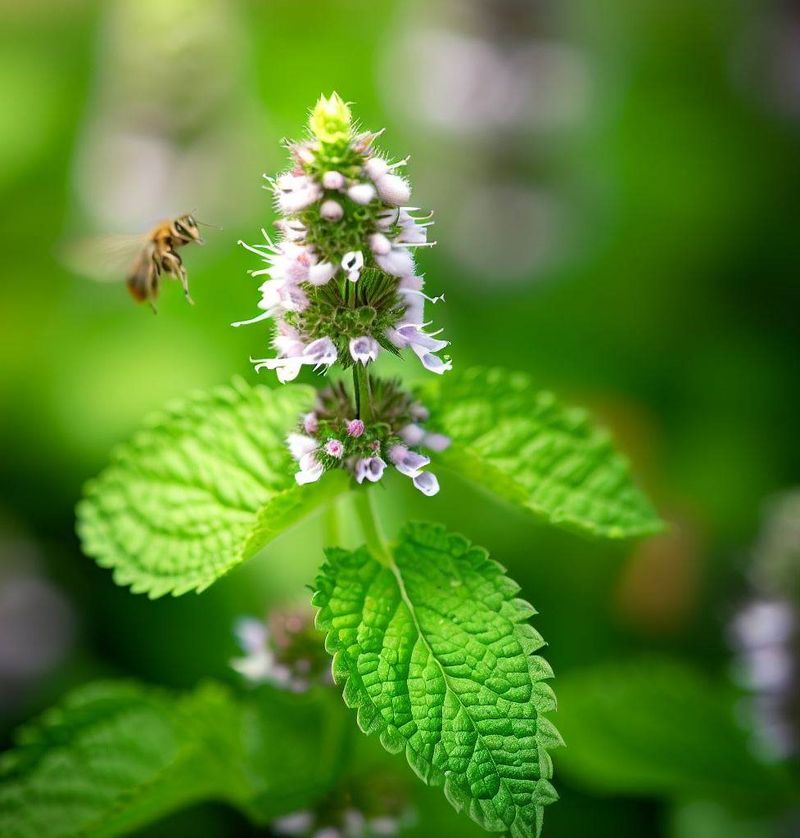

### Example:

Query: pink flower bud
xmin=364 ymin=157 xmax=389 ymax=180
xmin=320 ymin=200 xmax=343 ymax=221
xmin=302 ymin=412 xmax=319 ymax=434
xmin=324 ymin=438 xmax=344 ymax=459
xmin=321 ymin=170 xmax=345 ymax=190
xmin=346 ymin=419 xmax=365 ymax=438
xmin=368 ymin=233 xmax=392 ymax=255
xmin=375 ymin=173 xmax=411 ymax=206
xmin=347 ymin=183 xmax=376 ymax=205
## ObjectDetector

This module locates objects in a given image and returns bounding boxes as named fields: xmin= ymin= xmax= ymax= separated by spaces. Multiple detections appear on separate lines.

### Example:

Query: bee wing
xmin=60 ymin=234 xmax=149 ymax=282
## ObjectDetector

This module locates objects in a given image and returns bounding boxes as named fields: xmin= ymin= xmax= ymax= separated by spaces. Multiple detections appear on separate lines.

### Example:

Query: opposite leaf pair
xmin=73 ymin=365 xmax=660 ymax=837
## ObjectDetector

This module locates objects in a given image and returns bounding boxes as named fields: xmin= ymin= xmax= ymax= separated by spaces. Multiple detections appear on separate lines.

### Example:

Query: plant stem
xmin=353 ymin=489 xmax=391 ymax=566
xmin=353 ymin=363 xmax=372 ymax=422
xmin=323 ymin=498 xmax=341 ymax=546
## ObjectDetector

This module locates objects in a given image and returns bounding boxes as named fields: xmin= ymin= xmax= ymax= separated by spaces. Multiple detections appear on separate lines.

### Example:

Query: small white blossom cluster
xmin=233 ymin=93 xmax=451 ymax=379
xmin=286 ymin=381 xmax=449 ymax=496
xmin=272 ymin=808 xmax=410 ymax=838
xmin=271 ymin=777 xmax=415 ymax=838
xmin=231 ymin=609 xmax=332 ymax=693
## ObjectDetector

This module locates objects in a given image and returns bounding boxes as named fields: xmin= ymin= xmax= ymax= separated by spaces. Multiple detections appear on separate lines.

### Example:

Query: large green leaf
xmin=77 ymin=378 xmax=349 ymax=597
xmin=422 ymin=367 xmax=661 ymax=539
xmin=554 ymin=658 xmax=793 ymax=804
xmin=314 ymin=522 xmax=561 ymax=837
xmin=0 ymin=681 xmax=344 ymax=838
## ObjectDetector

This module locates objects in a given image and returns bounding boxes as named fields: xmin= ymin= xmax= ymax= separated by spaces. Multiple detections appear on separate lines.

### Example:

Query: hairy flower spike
xmin=234 ymin=94 xmax=451 ymax=380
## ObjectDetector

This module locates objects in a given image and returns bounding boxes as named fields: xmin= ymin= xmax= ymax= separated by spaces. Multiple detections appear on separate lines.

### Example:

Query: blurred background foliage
xmin=0 ymin=0 xmax=798 ymax=835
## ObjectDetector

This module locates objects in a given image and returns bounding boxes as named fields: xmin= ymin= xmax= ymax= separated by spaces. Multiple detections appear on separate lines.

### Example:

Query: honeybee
xmin=63 ymin=214 xmax=206 ymax=311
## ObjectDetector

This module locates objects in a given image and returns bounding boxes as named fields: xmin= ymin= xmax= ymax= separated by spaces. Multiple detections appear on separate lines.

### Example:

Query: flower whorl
xmin=235 ymin=94 xmax=451 ymax=495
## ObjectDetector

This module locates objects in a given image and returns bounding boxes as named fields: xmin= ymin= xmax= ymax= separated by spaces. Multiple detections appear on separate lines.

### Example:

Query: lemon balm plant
xmin=0 ymin=96 xmax=661 ymax=838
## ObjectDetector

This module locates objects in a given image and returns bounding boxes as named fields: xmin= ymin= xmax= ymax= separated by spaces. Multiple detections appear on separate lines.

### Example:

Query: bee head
xmin=173 ymin=214 xmax=203 ymax=245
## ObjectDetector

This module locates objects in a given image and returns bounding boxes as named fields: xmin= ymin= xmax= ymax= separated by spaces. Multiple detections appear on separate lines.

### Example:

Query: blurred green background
xmin=1 ymin=0 xmax=799 ymax=835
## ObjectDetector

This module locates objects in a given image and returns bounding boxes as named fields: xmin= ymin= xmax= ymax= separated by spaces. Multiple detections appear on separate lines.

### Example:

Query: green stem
xmin=353 ymin=489 xmax=391 ymax=566
xmin=353 ymin=363 xmax=372 ymax=422
xmin=323 ymin=498 xmax=341 ymax=546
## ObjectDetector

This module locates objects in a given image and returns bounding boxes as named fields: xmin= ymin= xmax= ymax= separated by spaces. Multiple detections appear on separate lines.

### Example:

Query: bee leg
xmin=162 ymin=251 xmax=194 ymax=305
xmin=177 ymin=265 xmax=194 ymax=305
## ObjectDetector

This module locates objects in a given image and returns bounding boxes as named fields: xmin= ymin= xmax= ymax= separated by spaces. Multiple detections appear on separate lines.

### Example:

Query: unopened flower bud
xmin=347 ymin=419 xmax=364 ymax=437
xmin=364 ymin=157 xmax=390 ymax=180
xmin=320 ymin=200 xmax=343 ymax=221
xmin=347 ymin=183 xmax=376 ymax=205
xmin=375 ymin=173 xmax=411 ymax=206
xmin=302 ymin=412 xmax=319 ymax=434
xmin=322 ymin=170 xmax=345 ymax=190
xmin=368 ymin=233 xmax=392 ymax=255
xmin=324 ymin=438 xmax=344 ymax=459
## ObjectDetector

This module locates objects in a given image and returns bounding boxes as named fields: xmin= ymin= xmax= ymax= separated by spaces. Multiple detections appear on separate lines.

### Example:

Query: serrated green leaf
xmin=0 ymin=680 xmax=345 ymax=838
xmin=554 ymin=658 xmax=793 ymax=804
xmin=422 ymin=367 xmax=662 ymax=540
xmin=76 ymin=378 xmax=350 ymax=597
xmin=313 ymin=521 xmax=560 ymax=838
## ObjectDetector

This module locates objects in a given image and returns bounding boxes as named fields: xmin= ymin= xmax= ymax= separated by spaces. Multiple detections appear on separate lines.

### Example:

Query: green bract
xmin=314 ymin=522 xmax=562 ymax=837
xmin=422 ymin=367 xmax=662 ymax=539
xmin=76 ymin=378 xmax=349 ymax=597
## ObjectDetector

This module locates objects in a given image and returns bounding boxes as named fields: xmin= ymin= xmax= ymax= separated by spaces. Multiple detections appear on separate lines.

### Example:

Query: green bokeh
xmin=1 ymin=1 xmax=798 ymax=835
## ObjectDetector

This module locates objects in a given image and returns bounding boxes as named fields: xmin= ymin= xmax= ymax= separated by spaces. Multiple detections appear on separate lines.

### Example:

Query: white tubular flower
xmin=349 ymin=336 xmax=379 ymax=365
xmin=376 ymin=207 xmax=399 ymax=229
xmin=307 ymin=261 xmax=337 ymax=285
xmin=412 ymin=471 xmax=440 ymax=496
xmin=375 ymin=173 xmax=411 ymax=206
xmin=395 ymin=208 xmax=429 ymax=244
xmin=287 ymin=432 xmax=318 ymax=461
xmin=388 ymin=324 xmax=452 ymax=375
xmin=347 ymin=183 xmax=376 ymax=205
xmin=295 ymin=451 xmax=324 ymax=485
xmin=341 ymin=250 xmax=364 ymax=282
xmin=355 ymin=456 xmax=387 ymax=484
xmin=375 ymin=246 xmax=415 ymax=278
xmin=274 ymin=219 xmax=307 ymax=241
xmin=303 ymin=336 xmax=338 ymax=368
xmin=389 ymin=444 xmax=430 ymax=477
xmin=252 ymin=336 xmax=337 ymax=382
xmin=321 ymin=170 xmax=345 ymax=190
xmin=273 ymin=324 xmax=306 ymax=357
xmin=320 ymin=200 xmax=343 ymax=221
xmin=276 ymin=174 xmax=322 ymax=213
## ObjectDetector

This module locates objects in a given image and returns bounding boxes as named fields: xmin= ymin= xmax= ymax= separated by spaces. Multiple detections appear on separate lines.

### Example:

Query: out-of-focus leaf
xmin=314 ymin=521 xmax=561 ymax=838
xmin=422 ymin=367 xmax=662 ymax=540
xmin=0 ymin=680 xmax=344 ymax=838
xmin=554 ymin=658 xmax=792 ymax=804
xmin=77 ymin=378 xmax=350 ymax=598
